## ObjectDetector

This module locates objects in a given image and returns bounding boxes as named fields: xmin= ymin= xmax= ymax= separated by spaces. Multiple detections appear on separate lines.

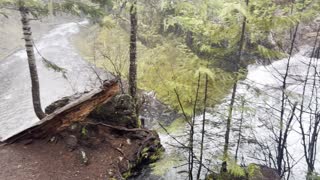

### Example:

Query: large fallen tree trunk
xmin=3 ymin=78 xmax=120 ymax=144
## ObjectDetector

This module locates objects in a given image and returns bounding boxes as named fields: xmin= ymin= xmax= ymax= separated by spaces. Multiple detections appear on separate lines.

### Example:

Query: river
xmin=0 ymin=20 xmax=111 ymax=141
xmin=143 ymin=46 xmax=320 ymax=180
xmin=0 ymin=20 xmax=319 ymax=180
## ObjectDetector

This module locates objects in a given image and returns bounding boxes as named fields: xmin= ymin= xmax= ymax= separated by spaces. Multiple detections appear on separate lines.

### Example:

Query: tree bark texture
xmin=129 ymin=1 xmax=140 ymax=126
xmin=19 ymin=6 xmax=46 ymax=120
xmin=129 ymin=1 xmax=137 ymax=99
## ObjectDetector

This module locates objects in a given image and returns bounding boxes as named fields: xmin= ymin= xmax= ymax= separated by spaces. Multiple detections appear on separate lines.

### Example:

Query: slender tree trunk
xmin=222 ymin=81 xmax=238 ymax=172
xmin=188 ymin=73 xmax=201 ymax=180
xmin=222 ymin=0 xmax=249 ymax=172
xmin=298 ymin=25 xmax=320 ymax=176
xmin=197 ymin=73 xmax=209 ymax=180
xmin=19 ymin=6 xmax=46 ymax=120
xmin=129 ymin=0 xmax=140 ymax=127
xmin=235 ymin=99 xmax=245 ymax=162
xmin=277 ymin=24 xmax=299 ymax=176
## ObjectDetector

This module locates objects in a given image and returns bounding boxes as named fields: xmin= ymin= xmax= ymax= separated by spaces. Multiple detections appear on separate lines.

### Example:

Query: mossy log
xmin=3 ymin=78 xmax=120 ymax=144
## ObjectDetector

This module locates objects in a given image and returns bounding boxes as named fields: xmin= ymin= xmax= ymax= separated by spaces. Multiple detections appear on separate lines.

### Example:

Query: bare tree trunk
xmin=197 ymin=73 xmax=209 ymax=179
xmin=222 ymin=0 xmax=249 ymax=172
xmin=277 ymin=24 xmax=299 ymax=176
xmin=235 ymin=98 xmax=245 ymax=162
xmin=298 ymin=25 xmax=320 ymax=176
xmin=19 ymin=5 xmax=46 ymax=120
xmin=129 ymin=0 xmax=140 ymax=127
xmin=222 ymin=81 xmax=238 ymax=172
xmin=188 ymin=73 xmax=201 ymax=180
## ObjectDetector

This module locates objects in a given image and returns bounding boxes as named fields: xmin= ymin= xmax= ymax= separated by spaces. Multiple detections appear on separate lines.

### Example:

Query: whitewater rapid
xmin=155 ymin=46 xmax=319 ymax=180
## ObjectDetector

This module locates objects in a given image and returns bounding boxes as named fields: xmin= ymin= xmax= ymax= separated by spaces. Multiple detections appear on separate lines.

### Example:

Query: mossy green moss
xmin=121 ymin=135 xmax=164 ymax=179
xmin=228 ymin=161 xmax=246 ymax=178
xmin=143 ymin=148 xmax=163 ymax=164
xmin=81 ymin=127 xmax=88 ymax=137
xmin=122 ymin=171 xmax=132 ymax=179
xmin=247 ymin=163 xmax=261 ymax=179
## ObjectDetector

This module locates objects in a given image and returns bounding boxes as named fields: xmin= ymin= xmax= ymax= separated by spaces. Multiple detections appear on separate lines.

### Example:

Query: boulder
xmin=248 ymin=164 xmax=280 ymax=180
xmin=89 ymin=94 xmax=139 ymax=128
xmin=140 ymin=93 xmax=181 ymax=128
xmin=45 ymin=93 xmax=85 ymax=114
xmin=206 ymin=164 xmax=280 ymax=180
xmin=45 ymin=92 xmax=139 ymax=129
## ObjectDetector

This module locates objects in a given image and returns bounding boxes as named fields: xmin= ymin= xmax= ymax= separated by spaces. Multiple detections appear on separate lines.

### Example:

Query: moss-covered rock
xmin=206 ymin=163 xmax=280 ymax=180
xmin=89 ymin=94 xmax=139 ymax=128
xmin=121 ymin=131 xmax=164 ymax=179
xmin=248 ymin=164 xmax=280 ymax=180
xmin=206 ymin=171 xmax=247 ymax=180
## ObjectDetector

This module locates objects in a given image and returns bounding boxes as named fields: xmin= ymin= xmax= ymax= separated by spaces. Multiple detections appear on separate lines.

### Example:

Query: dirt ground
xmin=0 ymin=124 xmax=162 ymax=180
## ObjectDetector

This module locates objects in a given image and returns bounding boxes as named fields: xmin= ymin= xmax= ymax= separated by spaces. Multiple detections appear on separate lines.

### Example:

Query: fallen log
xmin=3 ymin=78 xmax=120 ymax=144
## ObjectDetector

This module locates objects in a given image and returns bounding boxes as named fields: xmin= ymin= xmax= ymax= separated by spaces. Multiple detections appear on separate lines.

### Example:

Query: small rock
xmin=69 ymin=123 xmax=82 ymax=133
xmin=65 ymin=135 xmax=78 ymax=150
xmin=119 ymin=156 xmax=123 ymax=161
xmin=49 ymin=136 xmax=56 ymax=142
xmin=79 ymin=149 xmax=89 ymax=165
xmin=108 ymin=169 xmax=114 ymax=175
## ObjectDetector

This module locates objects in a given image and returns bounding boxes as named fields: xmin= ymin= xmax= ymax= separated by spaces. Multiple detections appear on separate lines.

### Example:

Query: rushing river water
xmin=0 ymin=20 xmax=111 ymax=141
xmin=146 ymin=46 xmax=320 ymax=180
xmin=0 ymin=20 xmax=319 ymax=180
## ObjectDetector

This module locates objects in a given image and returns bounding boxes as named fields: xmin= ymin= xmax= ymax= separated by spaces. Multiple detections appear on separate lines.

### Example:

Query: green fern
xmin=228 ymin=160 xmax=246 ymax=177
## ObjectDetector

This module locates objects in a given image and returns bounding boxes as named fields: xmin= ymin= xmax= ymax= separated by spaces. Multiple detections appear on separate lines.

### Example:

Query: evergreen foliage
xmin=20 ymin=0 xmax=320 ymax=178
xmin=77 ymin=25 xmax=234 ymax=114
xmin=0 ymin=0 xmax=106 ymax=20
xmin=163 ymin=0 xmax=320 ymax=67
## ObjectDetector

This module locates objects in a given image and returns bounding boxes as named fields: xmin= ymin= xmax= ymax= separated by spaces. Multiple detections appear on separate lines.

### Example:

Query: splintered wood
xmin=4 ymin=79 xmax=120 ymax=144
